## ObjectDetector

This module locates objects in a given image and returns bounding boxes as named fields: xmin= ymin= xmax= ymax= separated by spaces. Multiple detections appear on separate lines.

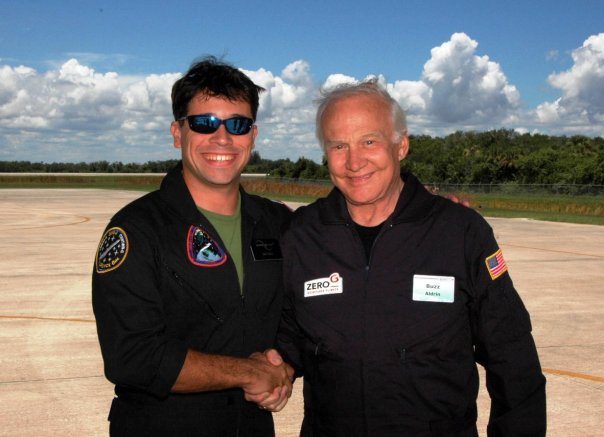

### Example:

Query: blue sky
xmin=1 ymin=0 xmax=603 ymax=163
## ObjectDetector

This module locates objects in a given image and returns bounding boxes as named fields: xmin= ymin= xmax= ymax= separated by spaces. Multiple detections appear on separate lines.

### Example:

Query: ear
xmin=397 ymin=133 xmax=409 ymax=161
xmin=170 ymin=121 xmax=182 ymax=150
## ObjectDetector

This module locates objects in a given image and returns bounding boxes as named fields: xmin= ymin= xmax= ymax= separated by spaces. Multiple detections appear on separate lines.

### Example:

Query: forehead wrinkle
xmin=325 ymin=130 xmax=387 ymax=143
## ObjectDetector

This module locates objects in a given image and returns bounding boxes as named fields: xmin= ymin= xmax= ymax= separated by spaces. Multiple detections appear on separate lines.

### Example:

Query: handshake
xmin=243 ymin=349 xmax=295 ymax=412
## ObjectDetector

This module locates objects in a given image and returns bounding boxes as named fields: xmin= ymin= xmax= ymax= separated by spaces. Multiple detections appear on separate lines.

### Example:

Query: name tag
xmin=412 ymin=275 xmax=455 ymax=303
xmin=250 ymin=239 xmax=283 ymax=261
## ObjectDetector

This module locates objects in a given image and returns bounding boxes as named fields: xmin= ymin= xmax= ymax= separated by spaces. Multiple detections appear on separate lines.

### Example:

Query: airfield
xmin=0 ymin=188 xmax=603 ymax=436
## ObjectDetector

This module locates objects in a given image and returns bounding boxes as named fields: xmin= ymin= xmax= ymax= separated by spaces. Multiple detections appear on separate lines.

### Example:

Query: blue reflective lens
xmin=182 ymin=115 xmax=254 ymax=135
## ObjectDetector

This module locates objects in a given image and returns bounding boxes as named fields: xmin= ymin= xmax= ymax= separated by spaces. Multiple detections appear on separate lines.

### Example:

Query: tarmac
xmin=0 ymin=188 xmax=602 ymax=436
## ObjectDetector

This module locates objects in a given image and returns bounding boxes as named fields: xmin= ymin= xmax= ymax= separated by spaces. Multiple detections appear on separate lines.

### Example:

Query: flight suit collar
xmin=158 ymin=161 xmax=263 ymax=225
xmin=318 ymin=171 xmax=437 ymax=225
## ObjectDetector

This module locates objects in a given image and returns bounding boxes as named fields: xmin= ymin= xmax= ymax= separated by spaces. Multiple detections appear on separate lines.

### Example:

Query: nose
xmin=346 ymin=146 xmax=366 ymax=171
xmin=210 ymin=124 xmax=232 ymax=145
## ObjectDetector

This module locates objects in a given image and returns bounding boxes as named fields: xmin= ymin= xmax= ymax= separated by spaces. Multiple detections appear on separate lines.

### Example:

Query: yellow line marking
xmin=542 ymin=368 xmax=604 ymax=383
xmin=0 ymin=315 xmax=95 ymax=323
xmin=4 ymin=215 xmax=91 ymax=231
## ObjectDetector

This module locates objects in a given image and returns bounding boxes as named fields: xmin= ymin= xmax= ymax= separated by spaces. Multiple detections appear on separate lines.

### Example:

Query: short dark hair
xmin=171 ymin=56 xmax=265 ymax=121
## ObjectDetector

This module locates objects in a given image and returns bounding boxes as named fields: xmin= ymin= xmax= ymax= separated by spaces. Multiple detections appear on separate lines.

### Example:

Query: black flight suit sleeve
xmin=275 ymin=226 xmax=306 ymax=377
xmin=92 ymin=220 xmax=188 ymax=399
xmin=467 ymin=221 xmax=547 ymax=436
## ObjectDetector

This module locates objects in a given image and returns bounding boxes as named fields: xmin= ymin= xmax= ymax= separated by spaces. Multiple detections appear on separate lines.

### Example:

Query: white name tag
xmin=304 ymin=273 xmax=343 ymax=297
xmin=412 ymin=275 xmax=455 ymax=303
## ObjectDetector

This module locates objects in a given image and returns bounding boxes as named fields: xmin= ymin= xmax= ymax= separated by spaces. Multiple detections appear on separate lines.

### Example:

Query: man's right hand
xmin=170 ymin=348 xmax=293 ymax=412
xmin=243 ymin=349 xmax=294 ymax=412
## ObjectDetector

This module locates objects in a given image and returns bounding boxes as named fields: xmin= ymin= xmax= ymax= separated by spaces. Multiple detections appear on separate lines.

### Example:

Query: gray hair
xmin=315 ymin=78 xmax=407 ymax=149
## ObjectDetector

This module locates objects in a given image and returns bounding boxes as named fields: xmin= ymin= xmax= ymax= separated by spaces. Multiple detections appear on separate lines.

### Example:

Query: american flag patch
xmin=485 ymin=249 xmax=507 ymax=280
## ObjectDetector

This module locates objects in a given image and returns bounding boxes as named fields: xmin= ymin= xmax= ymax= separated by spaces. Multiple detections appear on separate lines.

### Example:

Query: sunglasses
xmin=179 ymin=114 xmax=255 ymax=135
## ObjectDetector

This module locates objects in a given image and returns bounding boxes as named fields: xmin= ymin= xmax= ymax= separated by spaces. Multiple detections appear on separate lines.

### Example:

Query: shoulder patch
xmin=485 ymin=249 xmax=508 ymax=280
xmin=187 ymin=225 xmax=227 ymax=267
xmin=96 ymin=227 xmax=129 ymax=273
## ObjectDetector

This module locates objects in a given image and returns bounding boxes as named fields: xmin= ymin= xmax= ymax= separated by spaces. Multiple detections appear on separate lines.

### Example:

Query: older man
xmin=277 ymin=79 xmax=546 ymax=436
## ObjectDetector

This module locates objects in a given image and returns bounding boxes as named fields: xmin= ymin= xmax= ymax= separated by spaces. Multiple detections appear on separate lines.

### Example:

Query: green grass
xmin=459 ymin=192 xmax=604 ymax=225
xmin=0 ymin=182 xmax=160 ymax=191
xmin=0 ymin=174 xmax=163 ymax=191
xmin=474 ymin=207 xmax=604 ymax=225
xmin=1 ymin=174 xmax=602 ymax=225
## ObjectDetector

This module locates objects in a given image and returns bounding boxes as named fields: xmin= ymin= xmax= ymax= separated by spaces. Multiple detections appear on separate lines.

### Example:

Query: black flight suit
xmin=278 ymin=172 xmax=546 ymax=437
xmin=92 ymin=163 xmax=291 ymax=436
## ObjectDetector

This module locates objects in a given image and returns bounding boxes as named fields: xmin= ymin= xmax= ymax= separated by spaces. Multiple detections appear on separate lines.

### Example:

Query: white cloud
xmin=0 ymin=59 xmax=179 ymax=162
xmin=245 ymin=60 xmax=314 ymax=112
xmin=318 ymin=33 xmax=522 ymax=135
xmin=535 ymin=99 xmax=562 ymax=124
xmin=322 ymin=73 xmax=358 ymax=90
xmin=1 ymin=34 xmax=603 ymax=164
xmin=421 ymin=33 xmax=520 ymax=124
xmin=534 ymin=33 xmax=604 ymax=134
xmin=244 ymin=61 xmax=319 ymax=160
xmin=387 ymin=80 xmax=431 ymax=113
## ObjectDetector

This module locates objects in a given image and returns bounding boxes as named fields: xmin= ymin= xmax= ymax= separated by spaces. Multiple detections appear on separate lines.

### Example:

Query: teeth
xmin=206 ymin=154 xmax=234 ymax=161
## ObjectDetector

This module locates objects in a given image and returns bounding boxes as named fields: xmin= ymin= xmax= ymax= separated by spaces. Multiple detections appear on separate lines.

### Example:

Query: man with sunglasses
xmin=92 ymin=57 xmax=293 ymax=436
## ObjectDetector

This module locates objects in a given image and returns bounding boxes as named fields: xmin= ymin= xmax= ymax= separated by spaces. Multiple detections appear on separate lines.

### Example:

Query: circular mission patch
xmin=96 ymin=227 xmax=129 ymax=273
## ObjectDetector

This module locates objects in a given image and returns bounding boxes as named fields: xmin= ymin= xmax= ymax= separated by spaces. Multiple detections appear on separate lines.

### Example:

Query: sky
xmin=1 ymin=0 xmax=603 ymax=164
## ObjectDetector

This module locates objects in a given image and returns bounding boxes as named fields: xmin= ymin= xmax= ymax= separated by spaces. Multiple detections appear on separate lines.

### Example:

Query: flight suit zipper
xmin=358 ymin=221 xmax=395 ymax=436
xmin=163 ymin=263 xmax=224 ymax=323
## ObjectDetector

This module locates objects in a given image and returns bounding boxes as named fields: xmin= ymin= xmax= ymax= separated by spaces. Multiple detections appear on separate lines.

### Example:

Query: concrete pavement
xmin=0 ymin=189 xmax=602 ymax=436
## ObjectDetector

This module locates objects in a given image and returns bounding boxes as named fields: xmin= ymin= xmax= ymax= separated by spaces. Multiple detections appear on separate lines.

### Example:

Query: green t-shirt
xmin=198 ymin=197 xmax=243 ymax=292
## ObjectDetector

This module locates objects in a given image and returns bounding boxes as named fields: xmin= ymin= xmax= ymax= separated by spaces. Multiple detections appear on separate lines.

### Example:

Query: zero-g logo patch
xmin=96 ymin=227 xmax=129 ymax=273
xmin=304 ymin=272 xmax=343 ymax=298
xmin=187 ymin=225 xmax=227 ymax=267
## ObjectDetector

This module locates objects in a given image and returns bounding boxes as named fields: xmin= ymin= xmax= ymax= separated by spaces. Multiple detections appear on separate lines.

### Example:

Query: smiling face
xmin=322 ymin=93 xmax=409 ymax=219
xmin=170 ymin=93 xmax=257 ymax=199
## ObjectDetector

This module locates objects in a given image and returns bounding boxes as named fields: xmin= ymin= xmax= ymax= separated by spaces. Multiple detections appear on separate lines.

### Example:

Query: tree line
xmin=2 ymin=130 xmax=603 ymax=185
xmin=404 ymin=130 xmax=604 ymax=185
xmin=0 ymin=159 xmax=181 ymax=174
